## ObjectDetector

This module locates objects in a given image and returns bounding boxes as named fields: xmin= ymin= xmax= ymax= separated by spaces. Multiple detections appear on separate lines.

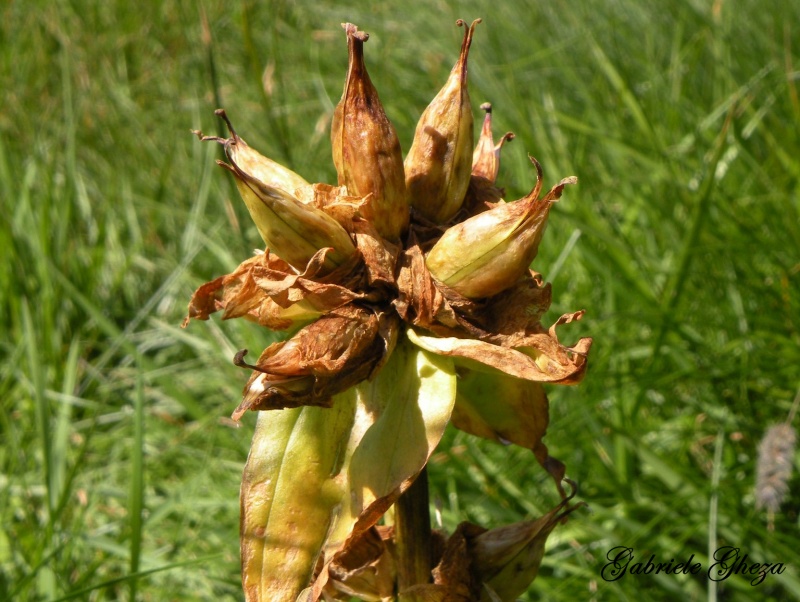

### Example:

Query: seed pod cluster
xmin=186 ymin=18 xmax=591 ymax=602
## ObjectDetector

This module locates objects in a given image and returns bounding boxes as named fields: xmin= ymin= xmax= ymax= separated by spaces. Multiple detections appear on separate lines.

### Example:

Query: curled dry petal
xmin=425 ymin=158 xmax=576 ymax=299
xmin=322 ymin=526 xmax=396 ymax=600
xmin=407 ymin=325 xmax=591 ymax=385
xmin=350 ymin=218 xmax=401 ymax=291
xmin=478 ymin=274 xmax=552 ymax=335
xmin=184 ymin=253 xmax=319 ymax=331
xmin=232 ymin=305 xmax=392 ymax=418
xmin=183 ymin=250 xmax=364 ymax=332
xmin=250 ymin=247 xmax=366 ymax=311
xmin=393 ymin=231 xmax=461 ymax=333
xmin=332 ymin=23 xmax=409 ymax=241
xmin=405 ymin=19 xmax=480 ymax=224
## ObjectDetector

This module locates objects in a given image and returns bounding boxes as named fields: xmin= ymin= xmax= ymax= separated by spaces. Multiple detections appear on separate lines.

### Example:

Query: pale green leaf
xmin=240 ymin=337 xmax=457 ymax=601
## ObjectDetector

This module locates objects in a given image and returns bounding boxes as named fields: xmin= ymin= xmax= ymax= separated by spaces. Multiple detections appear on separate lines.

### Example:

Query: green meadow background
xmin=2 ymin=0 xmax=799 ymax=600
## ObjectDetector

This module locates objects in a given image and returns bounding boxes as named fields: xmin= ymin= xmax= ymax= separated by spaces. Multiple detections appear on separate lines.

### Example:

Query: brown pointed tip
xmin=526 ymin=155 xmax=544 ymax=201
xmin=478 ymin=103 xmax=513 ymax=148
xmin=215 ymin=159 xmax=236 ymax=175
xmin=233 ymin=348 xmax=267 ymax=373
xmin=230 ymin=406 xmax=245 ymax=422
xmin=496 ymin=131 xmax=515 ymax=154
xmin=342 ymin=22 xmax=369 ymax=42
xmin=191 ymin=128 xmax=227 ymax=144
xmin=455 ymin=18 xmax=481 ymax=76
xmin=529 ymin=153 xmax=578 ymax=204
xmin=213 ymin=108 xmax=240 ymax=141
xmin=479 ymin=104 xmax=493 ymax=133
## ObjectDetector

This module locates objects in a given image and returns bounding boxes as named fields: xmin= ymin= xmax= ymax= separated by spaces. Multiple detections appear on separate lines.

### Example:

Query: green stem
xmin=394 ymin=466 xmax=433 ymax=592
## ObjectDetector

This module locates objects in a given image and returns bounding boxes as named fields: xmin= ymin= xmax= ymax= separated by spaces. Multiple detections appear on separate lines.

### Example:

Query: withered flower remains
xmin=186 ymin=19 xmax=591 ymax=602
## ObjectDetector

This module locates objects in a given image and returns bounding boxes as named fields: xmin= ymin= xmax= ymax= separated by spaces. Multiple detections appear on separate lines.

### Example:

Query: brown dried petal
xmin=477 ymin=272 xmax=552 ymax=335
xmin=351 ymin=218 xmax=401 ymax=291
xmin=251 ymin=247 xmax=367 ymax=310
xmin=183 ymin=254 xmax=317 ymax=330
xmin=407 ymin=326 xmax=591 ymax=385
xmin=233 ymin=306 xmax=386 ymax=418
xmin=183 ymin=251 xmax=366 ymax=332
xmin=394 ymin=232 xmax=460 ymax=332
xmin=429 ymin=523 xmax=483 ymax=599
xmin=323 ymin=526 xmax=396 ymax=601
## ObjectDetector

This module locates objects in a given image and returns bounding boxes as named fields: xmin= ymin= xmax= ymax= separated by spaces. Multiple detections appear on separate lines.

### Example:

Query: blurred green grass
xmin=2 ymin=0 xmax=799 ymax=600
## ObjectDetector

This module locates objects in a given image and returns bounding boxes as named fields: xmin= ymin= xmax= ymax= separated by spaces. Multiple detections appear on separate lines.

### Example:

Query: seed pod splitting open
xmin=405 ymin=19 xmax=480 ymax=224
xmin=331 ymin=24 xmax=409 ymax=242
xmin=218 ymin=152 xmax=356 ymax=273
xmin=197 ymin=110 xmax=310 ymax=197
xmin=425 ymin=158 xmax=576 ymax=299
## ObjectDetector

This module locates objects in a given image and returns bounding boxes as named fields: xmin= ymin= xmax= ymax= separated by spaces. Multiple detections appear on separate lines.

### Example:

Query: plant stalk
xmin=394 ymin=466 xmax=433 ymax=591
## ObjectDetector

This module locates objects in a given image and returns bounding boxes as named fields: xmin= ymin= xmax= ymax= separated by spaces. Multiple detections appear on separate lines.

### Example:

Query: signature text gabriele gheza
xmin=601 ymin=546 xmax=786 ymax=586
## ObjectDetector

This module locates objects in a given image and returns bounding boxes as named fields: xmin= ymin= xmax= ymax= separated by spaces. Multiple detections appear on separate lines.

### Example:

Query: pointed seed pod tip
xmin=331 ymin=22 xmax=409 ymax=241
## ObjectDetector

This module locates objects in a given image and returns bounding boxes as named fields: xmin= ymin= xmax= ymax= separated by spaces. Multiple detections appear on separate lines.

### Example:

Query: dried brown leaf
xmin=394 ymin=233 xmax=460 ymax=331
xmin=323 ymin=526 xmax=396 ymax=601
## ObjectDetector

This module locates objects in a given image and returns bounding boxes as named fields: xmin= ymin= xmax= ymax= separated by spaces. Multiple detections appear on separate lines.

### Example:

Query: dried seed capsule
xmin=405 ymin=19 xmax=480 ymax=224
xmin=219 ymin=156 xmax=357 ymax=273
xmin=425 ymin=158 xmax=575 ymax=298
xmin=332 ymin=24 xmax=409 ymax=241
xmin=196 ymin=110 xmax=309 ymax=197
xmin=470 ymin=487 xmax=583 ymax=601
xmin=471 ymin=102 xmax=514 ymax=184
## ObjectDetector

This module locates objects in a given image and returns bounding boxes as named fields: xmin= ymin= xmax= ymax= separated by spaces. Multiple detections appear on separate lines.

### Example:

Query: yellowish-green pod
xmin=198 ymin=109 xmax=310 ymax=198
xmin=404 ymin=19 xmax=480 ymax=224
xmin=220 ymin=157 xmax=356 ymax=273
xmin=426 ymin=158 xmax=575 ymax=298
